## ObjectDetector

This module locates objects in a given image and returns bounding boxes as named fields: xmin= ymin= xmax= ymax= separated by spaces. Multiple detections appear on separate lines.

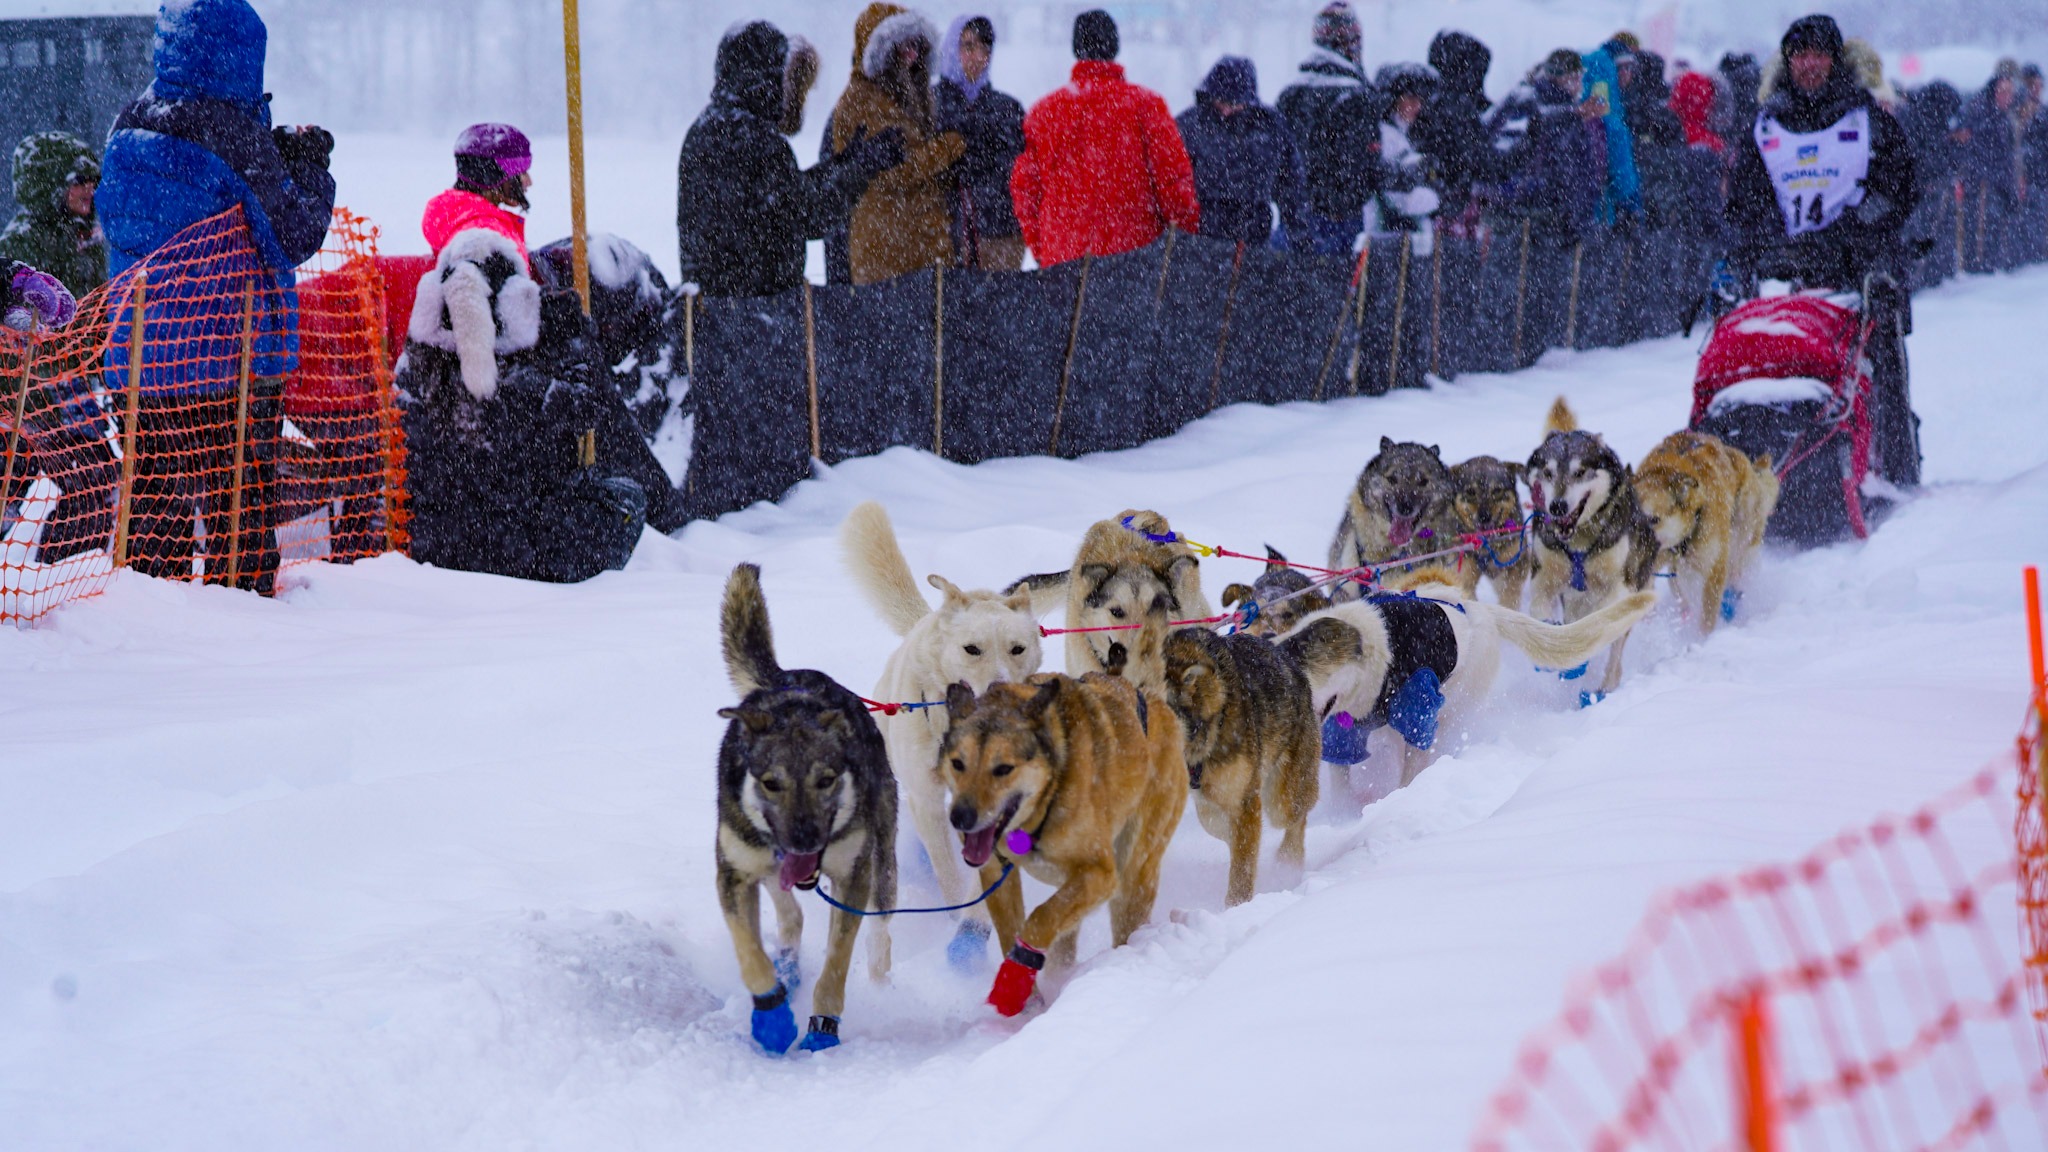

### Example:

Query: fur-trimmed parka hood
xmin=407 ymin=227 xmax=542 ymax=402
xmin=854 ymin=3 xmax=939 ymax=81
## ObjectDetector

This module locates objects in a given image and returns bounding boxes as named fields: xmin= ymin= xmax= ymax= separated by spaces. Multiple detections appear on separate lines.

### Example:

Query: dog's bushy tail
xmin=840 ymin=501 xmax=930 ymax=638
xmin=1278 ymin=616 xmax=1366 ymax=684
xmin=721 ymin=563 xmax=783 ymax=697
xmin=1003 ymin=569 xmax=1070 ymax=619
xmin=1544 ymin=396 xmax=1579 ymax=435
xmin=1484 ymin=591 xmax=1656 ymax=667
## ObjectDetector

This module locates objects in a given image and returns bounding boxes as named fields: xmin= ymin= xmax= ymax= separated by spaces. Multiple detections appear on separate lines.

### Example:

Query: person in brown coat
xmin=831 ymin=3 xmax=964 ymax=285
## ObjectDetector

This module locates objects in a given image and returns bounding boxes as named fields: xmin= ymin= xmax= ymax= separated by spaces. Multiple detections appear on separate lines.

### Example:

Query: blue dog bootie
xmin=750 ymin=983 xmax=798 ymax=1054
xmin=1320 ymin=711 xmax=1372 ymax=766
xmin=1578 ymin=689 xmax=1608 ymax=709
xmin=1720 ymin=588 xmax=1742 ymax=623
xmin=773 ymin=947 xmax=802 ymax=995
xmin=947 ymin=918 xmax=992 ymax=973
xmin=798 ymin=1015 xmax=841 ymax=1052
xmin=1552 ymin=662 xmax=1589 ymax=681
xmin=1387 ymin=668 xmax=1446 ymax=751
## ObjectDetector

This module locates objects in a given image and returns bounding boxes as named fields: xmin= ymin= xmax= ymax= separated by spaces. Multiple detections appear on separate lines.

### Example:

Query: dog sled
xmin=1689 ymin=280 xmax=1920 ymax=547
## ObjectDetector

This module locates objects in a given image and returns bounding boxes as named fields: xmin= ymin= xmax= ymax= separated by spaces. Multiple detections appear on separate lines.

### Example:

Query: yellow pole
xmin=562 ymin=0 xmax=592 ymax=314
xmin=113 ymin=275 xmax=146 ymax=569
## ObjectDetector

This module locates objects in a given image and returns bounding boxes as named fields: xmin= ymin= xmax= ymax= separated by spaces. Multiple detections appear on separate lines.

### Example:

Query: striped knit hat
xmin=1313 ymin=2 xmax=1361 ymax=65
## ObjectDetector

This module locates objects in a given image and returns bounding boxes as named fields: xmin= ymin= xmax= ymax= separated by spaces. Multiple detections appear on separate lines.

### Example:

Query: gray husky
xmin=1328 ymin=438 xmax=1460 ymax=598
xmin=715 ymin=563 xmax=896 ymax=1054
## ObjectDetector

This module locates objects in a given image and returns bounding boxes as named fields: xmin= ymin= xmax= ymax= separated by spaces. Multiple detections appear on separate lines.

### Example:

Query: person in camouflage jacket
xmin=0 ymin=132 xmax=106 ymax=300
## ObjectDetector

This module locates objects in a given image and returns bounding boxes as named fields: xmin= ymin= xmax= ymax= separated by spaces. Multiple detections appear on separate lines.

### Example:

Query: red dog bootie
xmin=987 ymin=940 xmax=1045 ymax=1017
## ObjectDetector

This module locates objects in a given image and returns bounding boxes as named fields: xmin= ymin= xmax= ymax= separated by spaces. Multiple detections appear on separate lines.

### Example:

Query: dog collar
xmin=753 ymin=983 xmax=789 ymax=1011
xmin=1008 ymin=940 xmax=1046 ymax=970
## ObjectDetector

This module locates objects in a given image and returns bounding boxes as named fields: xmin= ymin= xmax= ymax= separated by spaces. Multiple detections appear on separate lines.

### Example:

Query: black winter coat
xmin=933 ymin=77 xmax=1025 ymax=241
xmin=402 ymin=301 xmax=647 ymax=582
xmin=1277 ymin=49 xmax=1383 ymax=222
xmin=1490 ymin=78 xmax=1604 ymax=244
xmin=677 ymin=23 xmax=861 ymax=298
xmin=1727 ymin=68 xmax=1918 ymax=285
xmin=1958 ymin=86 xmax=2020 ymax=204
xmin=1176 ymin=96 xmax=1311 ymax=246
xmin=1624 ymin=63 xmax=1690 ymax=229
xmin=1416 ymin=32 xmax=1498 ymax=220
xmin=1899 ymin=82 xmax=1963 ymax=193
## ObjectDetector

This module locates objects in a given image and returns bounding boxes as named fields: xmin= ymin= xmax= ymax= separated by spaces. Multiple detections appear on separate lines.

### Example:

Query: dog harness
xmin=1321 ymin=593 xmax=1461 ymax=763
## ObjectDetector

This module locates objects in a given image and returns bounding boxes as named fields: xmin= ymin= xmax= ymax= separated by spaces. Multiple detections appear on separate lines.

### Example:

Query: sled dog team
xmin=715 ymin=398 xmax=1779 ymax=1053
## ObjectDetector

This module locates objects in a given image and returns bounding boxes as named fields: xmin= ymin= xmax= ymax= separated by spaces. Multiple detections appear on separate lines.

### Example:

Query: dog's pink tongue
xmin=778 ymin=852 xmax=821 ymax=892
xmin=961 ymin=826 xmax=997 ymax=868
xmin=1388 ymin=514 xmax=1417 ymax=548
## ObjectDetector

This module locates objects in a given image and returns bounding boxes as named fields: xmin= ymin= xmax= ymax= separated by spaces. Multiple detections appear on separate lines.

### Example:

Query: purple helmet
xmin=455 ymin=122 xmax=532 ymax=179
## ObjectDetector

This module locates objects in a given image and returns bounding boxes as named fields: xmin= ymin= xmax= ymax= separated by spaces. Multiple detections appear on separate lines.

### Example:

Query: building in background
xmin=0 ymin=15 xmax=151 ymax=222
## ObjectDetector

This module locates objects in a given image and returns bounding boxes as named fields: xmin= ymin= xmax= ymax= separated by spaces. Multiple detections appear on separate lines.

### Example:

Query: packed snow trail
xmin=1 ymin=266 xmax=2043 ymax=1151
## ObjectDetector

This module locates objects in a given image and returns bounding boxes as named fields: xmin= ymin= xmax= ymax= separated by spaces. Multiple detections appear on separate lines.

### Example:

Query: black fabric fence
xmin=678 ymin=210 xmax=1993 ymax=520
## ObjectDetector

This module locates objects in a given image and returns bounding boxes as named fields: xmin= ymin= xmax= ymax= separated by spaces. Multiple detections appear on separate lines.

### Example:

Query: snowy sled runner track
xmin=2 ymin=252 xmax=2047 ymax=1149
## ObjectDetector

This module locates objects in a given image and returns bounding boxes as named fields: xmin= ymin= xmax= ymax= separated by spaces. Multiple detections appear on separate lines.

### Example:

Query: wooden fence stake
xmin=1346 ymin=239 xmax=1372 ymax=394
xmin=803 ymin=281 xmax=821 ymax=461
xmin=1565 ymin=241 xmax=1586 ymax=349
xmin=1512 ymin=220 xmax=1532 ymax=366
xmin=1206 ymin=242 xmax=1246 ymax=411
xmin=932 ymin=264 xmax=945 ymax=458
xmin=1385 ymin=234 xmax=1412 ymax=392
xmin=1428 ymin=237 xmax=1444 ymax=378
xmin=684 ymin=292 xmax=695 ymax=381
xmin=1314 ymin=244 xmax=1370 ymax=401
xmin=112 ymin=274 xmax=146 ymax=569
xmin=226 ymin=280 xmax=254 ymax=585
xmin=1154 ymin=226 xmax=1178 ymax=303
xmin=1048 ymin=255 xmax=1091 ymax=456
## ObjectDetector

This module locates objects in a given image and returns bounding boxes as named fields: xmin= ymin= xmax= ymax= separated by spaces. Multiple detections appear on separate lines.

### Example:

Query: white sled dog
xmin=1284 ymin=573 xmax=1656 ymax=788
xmin=839 ymin=501 xmax=1042 ymax=968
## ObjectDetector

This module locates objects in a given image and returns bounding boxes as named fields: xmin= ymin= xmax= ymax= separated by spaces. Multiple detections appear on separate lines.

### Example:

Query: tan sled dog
xmin=1162 ymin=627 xmax=1322 ymax=905
xmin=1007 ymin=509 xmax=1213 ymax=692
xmin=1448 ymin=455 xmax=1532 ymax=610
xmin=1633 ymin=432 xmax=1780 ymax=635
xmin=938 ymin=610 xmax=1186 ymax=1013
xmin=839 ymin=501 xmax=1041 ymax=961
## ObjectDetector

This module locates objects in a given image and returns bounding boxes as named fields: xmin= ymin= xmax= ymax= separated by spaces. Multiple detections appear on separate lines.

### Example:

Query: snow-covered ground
xmin=2 ymin=259 xmax=2044 ymax=1149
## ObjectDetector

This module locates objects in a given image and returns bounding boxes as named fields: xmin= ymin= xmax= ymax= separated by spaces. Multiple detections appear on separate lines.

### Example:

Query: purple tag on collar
xmin=1005 ymin=829 xmax=1034 ymax=856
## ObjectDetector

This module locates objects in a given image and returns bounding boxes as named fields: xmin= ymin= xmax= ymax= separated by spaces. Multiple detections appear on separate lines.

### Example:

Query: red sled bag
xmin=1689 ymin=293 xmax=1877 ymax=546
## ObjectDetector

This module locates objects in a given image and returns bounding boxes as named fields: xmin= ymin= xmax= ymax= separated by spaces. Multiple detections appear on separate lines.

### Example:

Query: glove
xmin=986 ymin=939 xmax=1044 ymax=1017
xmin=749 ymin=983 xmax=798 ymax=1054
xmin=6 ymin=265 xmax=75 ymax=330
xmin=273 ymin=125 xmax=335 ymax=170
xmin=839 ymin=125 xmax=906 ymax=183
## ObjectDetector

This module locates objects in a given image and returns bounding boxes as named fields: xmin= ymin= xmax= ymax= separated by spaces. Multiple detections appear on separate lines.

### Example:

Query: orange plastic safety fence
xmin=2021 ymin=714 xmax=2047 ymax=1034
xmin=0 ymin=205 xmax=398 ymax=624
xmin=1471 ymin=737 xmax=2048 ymax=1152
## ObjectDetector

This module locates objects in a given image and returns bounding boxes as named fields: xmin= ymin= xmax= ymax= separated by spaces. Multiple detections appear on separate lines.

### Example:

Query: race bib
xmin=1756 ymin=108 xmax=1872 ymax=237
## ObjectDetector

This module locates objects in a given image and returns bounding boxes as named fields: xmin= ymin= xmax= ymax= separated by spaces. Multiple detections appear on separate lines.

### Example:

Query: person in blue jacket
xmin=96 ymin=0 xmax=336 ymax=595
xmin=1581 ymin=36 xmax=1642 ymax=224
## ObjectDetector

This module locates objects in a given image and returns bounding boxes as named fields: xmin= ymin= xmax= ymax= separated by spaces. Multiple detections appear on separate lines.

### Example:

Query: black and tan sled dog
xmin=715 ymin=563 xmax=897 ymax=1054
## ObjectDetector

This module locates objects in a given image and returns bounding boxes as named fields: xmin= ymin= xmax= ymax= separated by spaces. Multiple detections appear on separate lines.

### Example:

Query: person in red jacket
xmin=1009 ymin=9 xmax=1200 ymax=266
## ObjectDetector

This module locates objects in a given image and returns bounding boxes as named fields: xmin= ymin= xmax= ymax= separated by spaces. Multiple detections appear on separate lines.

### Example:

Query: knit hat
xmin=1073 ymin=9 xmax=1117 ymax=61
xmin=1608 ymin=31 xmax=1641 ymax=55
xmin=1199 ymin=56 xmax=1258 ymax=106
xmin=1781 ymin=15 xmax=1844 ymax=59
xmin=1541 ymin=49 xmax=1584 ymax=80
xmin=1312 ymin=2 xmax=1362 ymax=65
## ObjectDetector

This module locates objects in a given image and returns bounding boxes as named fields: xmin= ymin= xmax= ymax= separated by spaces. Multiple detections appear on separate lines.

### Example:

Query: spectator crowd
xmin=7 ymin=0 xmax=2047 ymax=593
